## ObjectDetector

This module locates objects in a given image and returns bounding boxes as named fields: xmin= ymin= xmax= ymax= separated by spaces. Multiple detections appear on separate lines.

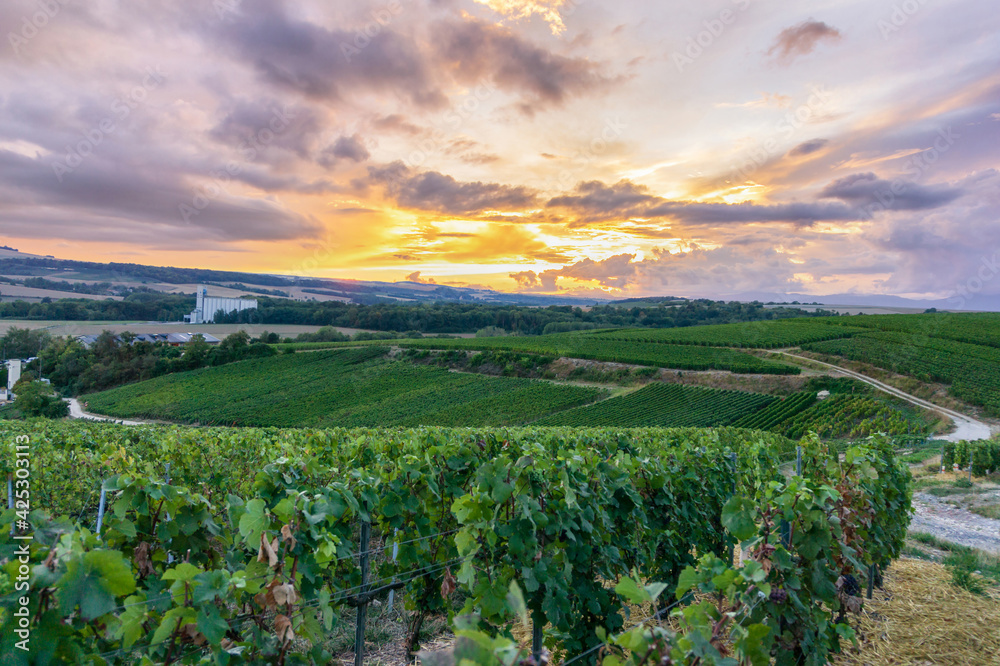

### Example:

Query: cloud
xmin=404 ymin=271 xmax=437 ymax=284
xmin=209 ymin=98 xmax=325 ymax=160
xmin=319 ymin=134 xmax=370 ymax=168
xmin=372 ymin=114 xmax=423 ymax=136
xmin=766 ymin=21 xmax=842 ymax=64
xmin=0 ymin=149 xmax=319 ymax=244
xmin=819 ymin=172 xmax=963 ymax=212
xmin=547 ymin=180 xmax=858 ymax=227
xmin=510 ymin=247 xmax=808 ymax=295
xmin=471 ymin=0 xmax=572 ymax=34
xmin=433 ymin=18 xmax=616 ymax=111
xmin=788 ymin=139 xmax=829 ymax=156
xmin=211 ymin=0 xmax=445 ymax=107
xmin=547 ymin=180 xmax=659 ymax=220
xmin=367 ymin=162 xmax=539 ymax=214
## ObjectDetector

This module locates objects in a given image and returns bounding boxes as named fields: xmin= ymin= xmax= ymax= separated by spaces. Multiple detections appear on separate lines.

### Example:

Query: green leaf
xmin=119 ymin=597 xmax=148 ymax=649
xmin=193 ymin=570 xmax=230 ymax=604
xmin=114 ymin=519 xmax=137 ymax=539
xmin=505 ymin=581 xmax=529 ymax=626
xmin=615 ymin=577 xmax=650 ymax=604
xmin=152 ymin=607 xmax=197 ymax=647
xmin=56 ymin=550 xmax=136 ymax=621
xmin=162 ymin=562 xmax=202 ymax=583
xmin=238 ymin=498 xmax=268 ymax=545
xmin=644 ymin=582 xmax=668 ymax=602
xmin=676 ymin=566 xmax=700 ymax=600
xmin=721 ymin=496 xmax=757 ymax=541
xmin=197 ymin=605 xmax=229 ymax=644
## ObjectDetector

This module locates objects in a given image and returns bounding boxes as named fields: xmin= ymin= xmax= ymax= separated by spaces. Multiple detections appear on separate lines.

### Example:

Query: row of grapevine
xmin=942 ymin=439 xmax=1000 ymax=475
xmin=83 ymin=347 xmax=606 ymax=427
xmin=281 ymin=334 xmax=802 ymax=374
xmin=533 ymin=383 xmax=776 ymax=427
xmin=1 ymin=421 xmax=911 ymax=664
xmin=588 ymin=319 xmax=866 ymax=349
xmin=777 ymin=394 xmax=923 ymax=440
xmin=803 ymin=332 xmax=1000 ymax=415
xmin=731 ymin=390 xmax=817 ymax=430
xmin=824 ymin=312 xmax=1000 ymax=349
xmin=448 ymin=435 xmax=913 ymax=666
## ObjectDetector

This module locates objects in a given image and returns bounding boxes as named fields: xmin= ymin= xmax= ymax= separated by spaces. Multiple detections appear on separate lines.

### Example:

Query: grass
xmin=908 ymin=531 xmax=1000 ymax=590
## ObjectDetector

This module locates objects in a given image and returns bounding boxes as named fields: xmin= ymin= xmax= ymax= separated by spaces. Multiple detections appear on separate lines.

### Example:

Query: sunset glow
xmin=2 ymin=0 xmax=998 ymax=300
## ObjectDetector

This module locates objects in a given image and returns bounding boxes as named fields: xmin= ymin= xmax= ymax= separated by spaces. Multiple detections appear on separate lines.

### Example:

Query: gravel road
xmin=910 ymin=492 xmax=1000 ymax=555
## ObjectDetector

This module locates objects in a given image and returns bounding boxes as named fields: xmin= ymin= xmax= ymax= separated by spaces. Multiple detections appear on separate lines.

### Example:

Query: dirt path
xmin=773 ymin=351 xmax=994 ymax=442
xmin=64 ymin=398 xmax=151 ymax=425
xmin=909 ymin=492 xmax=1000 ymax=554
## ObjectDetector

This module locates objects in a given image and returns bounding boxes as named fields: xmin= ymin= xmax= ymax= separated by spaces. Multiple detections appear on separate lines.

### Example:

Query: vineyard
xmin=588 ymin=319 xmax=866 ymax=348
xmin=824 ymin=312 xmax=1000 ymax=349
xmin=82 ymin=347 xmax=606 ymax=427
xmin=276 ymin=334 xmax=801 ymax=374
xmin=534 ymin=383 xmax=776 ymax=427
xmin=731 ymin=390 xmax=817 ymax=430
xmin=0 ymin=421 xmax=911 ymax=665
xmin=803 ymin=331 xmax=1000 ymax=415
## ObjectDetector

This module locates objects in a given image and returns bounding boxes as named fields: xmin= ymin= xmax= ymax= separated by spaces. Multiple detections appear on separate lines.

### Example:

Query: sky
xmin=1 ymin=0 xmax=999 ymax=302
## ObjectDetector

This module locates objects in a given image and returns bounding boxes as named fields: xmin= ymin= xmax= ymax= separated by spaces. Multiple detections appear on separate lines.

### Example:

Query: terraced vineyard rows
xmin=393 ymin=334 xmax=801 ymax=374
xmin=731 ymin=390 xmax=817 ymax=430
xmin=824 ymin=312 xmax=1000 ymax=349
xmin=776 ymin=393 xmax=924 ymax=439
xmin=533 ymin=382 xmax=776 ymax=427
xmin=589 ymin=319 xmax=865 ymax=348
xmin=803 ymin=331 xmax=1000 ymax=415
xmin=84 ymin=347 xmax=606 ymax=427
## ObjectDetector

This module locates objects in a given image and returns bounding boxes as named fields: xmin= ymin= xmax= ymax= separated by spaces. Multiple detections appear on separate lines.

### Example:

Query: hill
xmin=82 ymin=346 xmax=606 ymax=427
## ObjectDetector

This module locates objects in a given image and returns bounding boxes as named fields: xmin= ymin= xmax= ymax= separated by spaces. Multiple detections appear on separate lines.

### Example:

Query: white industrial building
xmin=6 ymin=359 xmax=22 ymax=392
xmin=184 ymin=286 xmax=257 ymax=324
xmin=1 ymin=359 xmax=22 ymax=400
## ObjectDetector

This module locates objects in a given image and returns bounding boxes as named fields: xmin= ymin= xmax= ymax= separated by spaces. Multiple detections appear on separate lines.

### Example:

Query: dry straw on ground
xmin=835 ymin=557 xmax=1000 ymax=666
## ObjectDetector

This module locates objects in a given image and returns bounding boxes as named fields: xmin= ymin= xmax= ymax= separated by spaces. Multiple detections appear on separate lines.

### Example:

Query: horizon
xmin=2 ymin=0 xmax=998 ymax=304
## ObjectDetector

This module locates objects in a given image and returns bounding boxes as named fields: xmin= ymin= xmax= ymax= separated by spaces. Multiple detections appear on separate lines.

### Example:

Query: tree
xmin=182 ymin=334 xmax=211 ymax=369
xmin=0 ymin=327 xmax=50 ymax=358
xmin=13 ymin=380 xmax=69 ymax=418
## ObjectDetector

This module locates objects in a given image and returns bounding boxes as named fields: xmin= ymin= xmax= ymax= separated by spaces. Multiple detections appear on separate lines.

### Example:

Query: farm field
xmin=0 ymin=319 xmax=376 ymax=338
xmin=534 ymin=382 xmax=776 ymax=427
xmin=803 ymin=331 xmax=1000 ymax=416
xmin=82 ymin=346 xmax=606 ymax=427
xmin=587 ymin=318 xmax=866 ymax=348
xmin=280 ymin=333 xmax=801 ymax=374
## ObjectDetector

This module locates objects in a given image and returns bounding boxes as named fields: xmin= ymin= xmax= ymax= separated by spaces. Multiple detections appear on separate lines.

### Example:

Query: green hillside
xmin=534 ymin=382 xmax=776 ymax=427
xmin=278 ymin=333 xmax=801 ymax=374
xmin=83 ymin=346 xmax=606 ymax=427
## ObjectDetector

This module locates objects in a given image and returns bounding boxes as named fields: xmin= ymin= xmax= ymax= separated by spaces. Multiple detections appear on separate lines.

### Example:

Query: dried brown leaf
xmin=274 ymin=613 xmax=295 ymax=643
xmin=273 ymin=582 xmax=298 ymax=606
xmin=280 ymin=523 xmax=297 ymax=549
xmin=257 ymin=533 xmax=279 ymax=568
xmin=134 ymin=541 xmax=157 ymax=578
xmin=441 ymin=567 xmax=457 ymax=599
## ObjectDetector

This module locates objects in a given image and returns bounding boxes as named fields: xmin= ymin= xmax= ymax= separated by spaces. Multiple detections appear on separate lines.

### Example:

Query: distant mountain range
xmin=1 ymin=249 xmax=995 ymax=311
xmin=719 ymin=291 xmax=1000 ymax=312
